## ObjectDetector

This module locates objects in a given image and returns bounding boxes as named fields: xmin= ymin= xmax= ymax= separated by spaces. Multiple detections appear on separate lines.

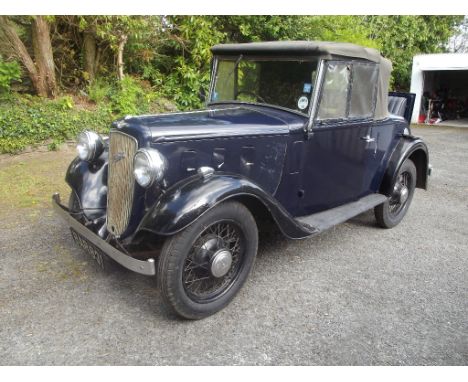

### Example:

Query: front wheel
xmin=157 ymin=201 xmax=258 ymax=319
xmin=375 ymin=158 xmax=417 ymax=228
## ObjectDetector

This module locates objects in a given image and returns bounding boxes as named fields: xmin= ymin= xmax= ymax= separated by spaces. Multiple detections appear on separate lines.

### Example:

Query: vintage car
xmin=52 ymin=41 xmax=430 ymax=319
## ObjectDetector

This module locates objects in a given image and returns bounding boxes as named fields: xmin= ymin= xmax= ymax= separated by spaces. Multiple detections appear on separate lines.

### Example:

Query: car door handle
xmin=360 ymin=135 xmax=375 ymax=143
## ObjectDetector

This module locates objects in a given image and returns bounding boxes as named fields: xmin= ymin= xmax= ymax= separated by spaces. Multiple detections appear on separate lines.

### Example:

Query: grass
xmin=0 ymin=146 xmax=75 ymax=211
xmin=0 ymin=146 xmax=92 ymax=282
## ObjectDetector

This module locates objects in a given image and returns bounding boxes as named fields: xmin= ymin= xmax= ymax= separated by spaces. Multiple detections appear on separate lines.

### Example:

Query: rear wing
xmin=388 ymin=92 xmax=416 ymax=123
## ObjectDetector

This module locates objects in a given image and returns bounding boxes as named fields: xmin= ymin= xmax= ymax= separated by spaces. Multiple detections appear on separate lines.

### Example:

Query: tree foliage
xmin=155 ymin=16 xmax=225 ymax=108
xmin=0 ymin=15 xmax=463 ymax=153
xmin=449 ymin=16 xmax=468 ymax=53
xmin=365 ymin=16 xmax=462 ymax=89
xmin=0 ymin=15 xmax=464 ymax=105
xmin=153 ymin=16 xmax=461 ymax=108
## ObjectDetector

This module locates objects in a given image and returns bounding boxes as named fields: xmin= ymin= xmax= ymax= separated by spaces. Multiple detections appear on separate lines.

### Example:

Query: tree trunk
xmin=0 ymin=16 xmax=47 ymax=97
xmin=117 ymin=34 xmax=127 ymax=81
xmin=31 ymin=16 xmax=56 ymax=98
xmin=83 ymin=31 xmax=97 ymax=82
xmin=94 ymin=46 xmax=101 ymax=76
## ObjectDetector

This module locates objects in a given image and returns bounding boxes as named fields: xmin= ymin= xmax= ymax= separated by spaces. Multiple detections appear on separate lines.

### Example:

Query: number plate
xmin=70 ymin=228 xmax=105 ymax=269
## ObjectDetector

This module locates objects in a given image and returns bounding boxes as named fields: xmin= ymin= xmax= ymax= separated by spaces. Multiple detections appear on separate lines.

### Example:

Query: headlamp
xmin=133 ymin=148 xmax=167 ymax=187
xmin=76 ymin=131 xmax=104 ymax=161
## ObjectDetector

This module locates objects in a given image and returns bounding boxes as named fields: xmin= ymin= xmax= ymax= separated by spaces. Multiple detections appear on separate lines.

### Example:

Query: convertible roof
xmin=211 ymin=41 xmax=393 ymax=120
xmin=211 ymin=40 xmax=383 ymax=62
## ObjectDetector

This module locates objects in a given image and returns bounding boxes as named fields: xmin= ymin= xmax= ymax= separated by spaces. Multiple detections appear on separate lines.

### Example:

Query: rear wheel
xmin=375 ymin=158 xmax=417 ymax=228
xmin=157 ymin=201 xmax=258 ymax=319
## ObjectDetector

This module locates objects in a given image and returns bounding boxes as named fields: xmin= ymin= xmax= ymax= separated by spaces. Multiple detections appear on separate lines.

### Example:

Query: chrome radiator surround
xmin=106 ymin=130 xmax=138 ymax=237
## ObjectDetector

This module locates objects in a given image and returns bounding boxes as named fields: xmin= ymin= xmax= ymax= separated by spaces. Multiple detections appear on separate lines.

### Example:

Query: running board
xmin=296 ymin=194 xmax=388 ymax=233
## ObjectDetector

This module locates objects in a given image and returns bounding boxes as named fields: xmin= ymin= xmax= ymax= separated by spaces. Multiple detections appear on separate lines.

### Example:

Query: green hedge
xmin=0 ymin=81 xmax=176 ymax=154
xmin=0 ymin=94 xmax=114 ymax=153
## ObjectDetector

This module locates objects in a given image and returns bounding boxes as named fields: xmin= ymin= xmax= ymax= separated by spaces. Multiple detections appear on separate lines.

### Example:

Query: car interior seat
xmin=388 ymin=96 xmax=407 ymax=117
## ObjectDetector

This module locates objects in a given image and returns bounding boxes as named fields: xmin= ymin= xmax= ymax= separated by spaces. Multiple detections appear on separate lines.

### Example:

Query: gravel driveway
xmin=0 ymin=126 xmax=467 ymax=365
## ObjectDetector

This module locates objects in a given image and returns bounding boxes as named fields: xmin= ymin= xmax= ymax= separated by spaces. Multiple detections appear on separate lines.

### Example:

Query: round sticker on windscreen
xmin=297 ymin=96 xmax=309 ymax=110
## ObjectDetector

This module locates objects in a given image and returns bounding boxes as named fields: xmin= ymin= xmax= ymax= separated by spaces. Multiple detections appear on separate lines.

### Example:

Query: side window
xmin=315 ymin=61 xmax=378 ymax=123
xmin=317 ymin=62 xmax=351 ymax=121
xmin=349 ymin=63 xmax=378 ymax=119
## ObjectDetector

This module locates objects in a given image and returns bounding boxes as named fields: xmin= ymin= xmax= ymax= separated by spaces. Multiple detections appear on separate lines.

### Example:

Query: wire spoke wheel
xmin=182 ymin=221 xmax=245 ymax=303
xmin=157 ymin=200 xmax=259 ymax=319
xmin=375 ymin=159 xmax=417 ymax=229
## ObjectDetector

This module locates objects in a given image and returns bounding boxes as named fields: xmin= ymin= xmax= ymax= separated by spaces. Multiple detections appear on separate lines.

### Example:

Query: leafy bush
xmin=0 ymin=57 xmax=21 ymax=93
xmin=109 ymin=76 xmax=142 ymax=115
xmin=109 ymin=76 xmax=153 ymax=115
xmin=57 ymin=95 xmax=74 ymax=110
xmin=0 ymin=94 xmax=113 ymax=153
xmin=87 ymin=78 xmax=112 ymax=104
xmin=0 ymin=88 xmax=177 ymax=154
xmin=154 ymin=16 xmax=224 ymax=110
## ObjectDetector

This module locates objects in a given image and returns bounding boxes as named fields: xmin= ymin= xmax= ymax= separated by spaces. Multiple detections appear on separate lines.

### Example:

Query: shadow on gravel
xmin=347 ymin=210 xmax=381 ymax=229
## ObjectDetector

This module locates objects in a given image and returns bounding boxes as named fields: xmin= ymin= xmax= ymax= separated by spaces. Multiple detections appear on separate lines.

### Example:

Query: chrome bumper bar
xmin=52 ymin=193 xmax=155 ymax=276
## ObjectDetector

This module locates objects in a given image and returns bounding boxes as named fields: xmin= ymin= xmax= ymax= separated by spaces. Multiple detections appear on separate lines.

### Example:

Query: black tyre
xmin=157 ymin=201 xmax=258 ymax=320
xmin=375 ymin=158 xmax=417 ymax=228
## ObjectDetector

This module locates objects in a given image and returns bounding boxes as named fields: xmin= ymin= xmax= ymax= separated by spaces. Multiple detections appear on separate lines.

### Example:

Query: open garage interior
xmin=421 ymin=70 xmax=468 ymax=126
xmin=410 ymin=53 xmax=468 ymax=127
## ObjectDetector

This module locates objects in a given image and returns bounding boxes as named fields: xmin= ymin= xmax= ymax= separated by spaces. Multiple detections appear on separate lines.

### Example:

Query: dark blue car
xmin=53 ymin=41 xmax=430 ymax=319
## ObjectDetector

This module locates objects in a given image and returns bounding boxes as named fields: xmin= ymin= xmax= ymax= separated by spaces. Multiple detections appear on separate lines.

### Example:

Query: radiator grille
xmin=107 ymin=131 xmax=138 ymax=237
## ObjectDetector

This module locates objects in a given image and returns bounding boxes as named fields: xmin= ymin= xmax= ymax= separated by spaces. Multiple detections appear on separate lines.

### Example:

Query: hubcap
xmin=399 ymin=186 xmax=409 ymax=204
xmin=389 ymin=171 xmax=412 ymax=216
xmin=210 ymin=249 xmax=233 ymax=278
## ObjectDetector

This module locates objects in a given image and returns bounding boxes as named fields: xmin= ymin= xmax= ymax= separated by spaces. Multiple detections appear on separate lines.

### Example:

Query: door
xmin=299 ymin=60 xmax=380 ymax=216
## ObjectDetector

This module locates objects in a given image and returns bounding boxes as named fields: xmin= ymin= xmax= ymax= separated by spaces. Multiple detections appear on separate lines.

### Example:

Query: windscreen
xmin=211 ymin=57 xmax=318 ymax=115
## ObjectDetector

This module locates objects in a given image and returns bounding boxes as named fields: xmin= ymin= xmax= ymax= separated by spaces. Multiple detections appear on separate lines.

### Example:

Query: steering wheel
xmin=237 ymin=90 xmax=267 ymax=104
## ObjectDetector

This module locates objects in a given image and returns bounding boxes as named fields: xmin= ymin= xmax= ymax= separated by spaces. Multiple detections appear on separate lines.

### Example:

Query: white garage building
xmin=410 ymin=53 xmax=468 ymax=125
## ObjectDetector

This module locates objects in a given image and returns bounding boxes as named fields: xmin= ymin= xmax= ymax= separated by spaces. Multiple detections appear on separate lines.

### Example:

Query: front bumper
xmin=52 ymin=193 xmax=156 ymax=276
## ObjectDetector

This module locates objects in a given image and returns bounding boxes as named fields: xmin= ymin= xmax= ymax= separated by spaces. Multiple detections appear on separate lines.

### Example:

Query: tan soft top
xmin=211 ymin=41 xmax=392 ymax=120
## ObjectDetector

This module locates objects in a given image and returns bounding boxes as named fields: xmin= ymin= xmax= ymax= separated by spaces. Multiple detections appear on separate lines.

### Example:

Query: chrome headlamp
xmin=76 ymin=131 xmax=104 ymax=161
xmin=133 ymin=148 xmax=167 ymax=188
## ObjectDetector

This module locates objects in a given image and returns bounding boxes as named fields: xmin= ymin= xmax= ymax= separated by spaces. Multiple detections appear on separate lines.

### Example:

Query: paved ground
xmin=0 ymin=126 xmax=467 ymax=365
